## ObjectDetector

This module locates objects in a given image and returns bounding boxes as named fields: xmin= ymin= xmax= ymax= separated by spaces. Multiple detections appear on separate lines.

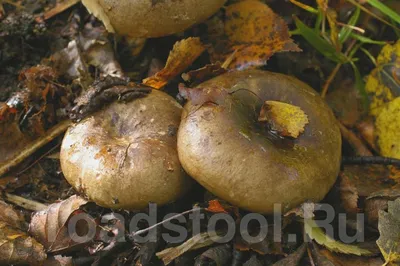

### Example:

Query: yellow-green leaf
xmin=305 ymin=219 xmax=372 ymax=256
xmin=258 ymin=101 xmax=309 ymax=138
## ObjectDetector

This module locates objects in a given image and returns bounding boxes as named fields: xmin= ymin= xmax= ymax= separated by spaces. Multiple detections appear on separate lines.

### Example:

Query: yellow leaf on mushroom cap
xmin=258 ymin=100 xmax=309 ymax=138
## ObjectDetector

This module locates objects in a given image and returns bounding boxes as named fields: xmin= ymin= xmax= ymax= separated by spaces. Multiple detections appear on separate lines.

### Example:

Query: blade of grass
xmin=350 ymin=33 xmax=387 ymax=45
xmin=366 ymin=0 xmax=400 ymax=25
xmin=339 ymin=7 xmax=360 ymax=43
xmin=294 ymin=16 xmax=347 ymax=63
xmin=350 ymin=61 xmax=369 ymax=110
xmin=346 ymin=0 xmax=400 ymax=31
xmin=360 ymin=47 xmax=377 ymax=66
xmin=289 ymin=0 xmax=319 ymax=14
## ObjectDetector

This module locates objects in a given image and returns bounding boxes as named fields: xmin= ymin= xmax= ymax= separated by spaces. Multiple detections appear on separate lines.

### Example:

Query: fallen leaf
xmin=156 ymin=232 xmax=223 ymax=265
xmin=365 ymin=189 xmax=400 ymax=228
xmin=243 ymin=254 xmax=263 ymax=266
xmin=375 ymin=97 xmax=400 ymax=159
xmin=29 ymin=195 xmax=93 ymax=253
xmin=338 ymin=172 xmax=360 ymax=214
xmin=0 ymin=200 xmax=27 ymax=230
xmin=377 ymin=198 xmax=400 ymax=264
xmin=365 ymin=40 xmax=400 ymax=116
xmin=272 ymin=243 xmax=306 ymax=266
xmin=258 ymin=100 xmax=309 ymax=138
xmin=182 ymin=63 xmax=226 ymax=85
xmin=143 ymin=37 xmax=206 ymax=89
xmin=194 ymin=244 xmax=232 ymax=265
xmin=0 ymin=221 xmax=46 ymax=265
xmin=44 ymin=255 xmax=74 ymax=266
xmin=305 ymin=219 xmax=372 ymax=256
xmin=317 ymin=247 xmax=383 ymax=266
xmin=178 ymin=84 xmax=228 ymax=107
xmin=326 ymin=79 xmax=364 ymax=127
xmin=207 ymin=0 xmax=301 ymax=70
xmin=206 ymin=199 xmax=229 ymax=214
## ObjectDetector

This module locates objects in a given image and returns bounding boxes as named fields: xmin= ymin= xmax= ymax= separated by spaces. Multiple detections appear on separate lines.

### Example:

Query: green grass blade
xmin=339 ymin=7 xmax=360 ymax=43
xmin=350 ymin=61 xmax=369 ymax=110
xmin=294 ymin=16 xmax=347 ymax=63
xmin=350 ymin=33 xmax=388 ymax=45
xmin=366 ymin=0 xmax=400 ymax=25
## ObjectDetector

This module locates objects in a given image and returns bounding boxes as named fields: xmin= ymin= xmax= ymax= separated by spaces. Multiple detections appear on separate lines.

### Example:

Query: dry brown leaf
xmin=339 ymin=173 xmax=360 ymax=214
xmin=44 ymin=255 xmax=74 ymax=266
xmin=0 ymin=200 xmax=27 ymax=230
xmin=318 ymin=247 xmax=383 ymax=266
xmin=143 ymin=37 xmax=206 ymax=89
xmin=207 ymin=0 xmax=301 ymax=70
xmin=182 ymin=63 xmax=226 ymax=85
xmin=29 ymin=195 xmax=93 ymax=253
xmin=157 ymin=232 xmax=222 ymax=265
xmin=258 ymin=100 xmax=309 ymax=138
xmin=365 ymin=189 xmax=400 ymax=228
xmin=0 ymin=221 xmax=47 ymax=265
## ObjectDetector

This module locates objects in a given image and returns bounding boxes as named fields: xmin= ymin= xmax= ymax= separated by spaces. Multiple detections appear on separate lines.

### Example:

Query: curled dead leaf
xmin=29 ymin=195 xmax=93 ymax=253
xmin=0 ymin=221 xmax=46 ymax=265
xmin=143 ymin=37 xmax=206 ymax=89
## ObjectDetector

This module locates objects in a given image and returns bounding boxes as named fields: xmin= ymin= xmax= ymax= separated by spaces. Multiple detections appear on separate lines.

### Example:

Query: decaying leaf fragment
xmin=258 ymin=100 xmax=309 ymax=138
xmin=207 ymin=0 xmax=301 ymax=70
xmin=375 ymin=97 xmax=400 ymax=159
xmin=305 ymin=219 xmax=372 ymax=256
xmin=29 ymin=195 xmax=93 ymax=253
xmin=365 ymin=40 xmax=400 ymax=116
xmin=143 ymin=37 xmax=206 ymax=89
xmin=0 ymin=221 xmax=46 ymax=265
xmin=377 ymin=198 xmax=400 ymax=265
xmin=156 ymin=232 xmax=223 ymax=265
xmin=0 ymin=200 xmax=27 ymax=230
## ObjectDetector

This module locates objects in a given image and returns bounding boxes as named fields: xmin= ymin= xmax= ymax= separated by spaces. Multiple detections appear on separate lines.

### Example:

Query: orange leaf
xmin=143 ymin=37 xmax=206 ymax=89
xmin=207 ymin=0 xmax=301 ymax=70
xmin=206 ymin=200 xmax=228 ymax=213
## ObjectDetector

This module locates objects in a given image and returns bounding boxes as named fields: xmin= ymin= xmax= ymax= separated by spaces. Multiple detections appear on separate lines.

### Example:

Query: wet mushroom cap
xmin=60 ymin=90 xmax=190 ymax=210
xmin=178 ymin=70 xmax=342 ymax=214
xmin=81 ymin=0 xmax=226 ymax=38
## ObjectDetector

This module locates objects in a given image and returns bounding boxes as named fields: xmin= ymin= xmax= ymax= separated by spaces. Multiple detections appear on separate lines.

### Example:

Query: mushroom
xmin=81 ymin=0 xmax=226 ymax=38
xmin=60 ymin=90 xmax=190 ymax=210
xmin=178 ymin=70 xmax=341 ymax=214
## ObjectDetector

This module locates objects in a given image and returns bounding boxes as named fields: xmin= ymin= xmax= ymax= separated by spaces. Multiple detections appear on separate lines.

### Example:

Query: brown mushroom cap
xmin=60 ymin=90 xmax=190 ymax=210
xmin=82 ymin=0 xmax=226 ymax=38
xmin=178 ymin=70 xmax=341 ymax=214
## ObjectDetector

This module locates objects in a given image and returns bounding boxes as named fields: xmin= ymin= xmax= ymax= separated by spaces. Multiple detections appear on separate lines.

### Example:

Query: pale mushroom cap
xmin=61 ymin=90 xmax=190 ymax=210
xmin=82 ymin=0 xmax=226 ymax=38
xmin=178 ymin=70 xmax=342 ymax=214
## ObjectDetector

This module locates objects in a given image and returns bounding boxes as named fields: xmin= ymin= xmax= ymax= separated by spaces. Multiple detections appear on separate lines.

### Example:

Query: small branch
xmin=342 ymin=156 xmax=400 ymax=167
xmin=4 ymin=193 xmax=47 ymax=211
xmin=321 ymin=62 xmax=342 ymax=98
xmin=339 ymin=122 xmax=373 ymax=156
xmin=128 ymin=208 xmax=203 ymax=240
xmin=0 ymin=120 xmax=72 ymax=178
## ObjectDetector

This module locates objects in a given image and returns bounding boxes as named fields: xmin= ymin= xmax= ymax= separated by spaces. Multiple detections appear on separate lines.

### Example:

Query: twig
xmin=339 ymin=122 xmax=372 ymax=156
xmin=43 ymin=0 xmax=80 ymax=20
xmin=0 ymin=120 xmax=72 ymax=178
xmin=342 ymin=156 xmax=400 ymax=167
xmin=4 ymin=192 xmax=47 ymax=211
xmin=321 ymin=62 xmax=342 ymax=98
xmin=128 ymin=208 xmax=203 ymax=240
